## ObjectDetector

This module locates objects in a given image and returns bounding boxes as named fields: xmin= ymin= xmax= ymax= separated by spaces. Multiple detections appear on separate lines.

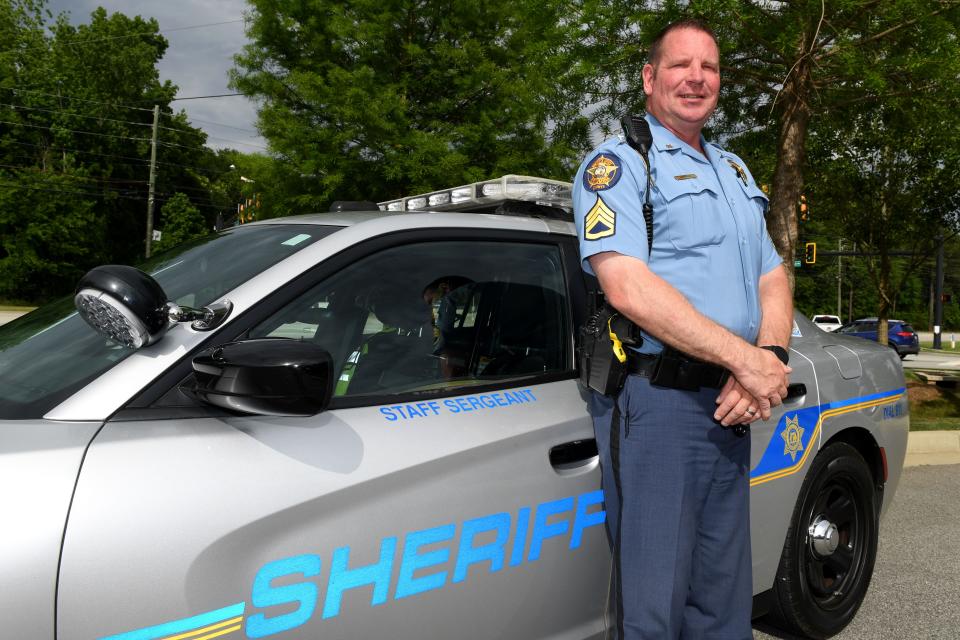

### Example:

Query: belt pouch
xmin=649 ymin=347 xmax=702 ymax=391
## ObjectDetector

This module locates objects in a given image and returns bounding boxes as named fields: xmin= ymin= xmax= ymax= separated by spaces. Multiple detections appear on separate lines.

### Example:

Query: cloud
xmin=49 ymin=0 xmax=267 ymax=152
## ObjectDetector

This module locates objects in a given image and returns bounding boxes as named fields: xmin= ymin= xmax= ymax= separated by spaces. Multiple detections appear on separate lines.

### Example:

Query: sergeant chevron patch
xmin=585 ymin=195 xmax=616 ymax=240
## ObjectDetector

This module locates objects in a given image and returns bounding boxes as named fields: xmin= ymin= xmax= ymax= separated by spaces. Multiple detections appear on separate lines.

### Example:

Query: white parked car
xmin=811 ymin=314 xmax=842 ymax=333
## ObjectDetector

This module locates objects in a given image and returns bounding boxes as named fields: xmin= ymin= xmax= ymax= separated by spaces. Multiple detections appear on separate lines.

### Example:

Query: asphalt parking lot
xmin=754 ymin=463 xmax=960 ymax=639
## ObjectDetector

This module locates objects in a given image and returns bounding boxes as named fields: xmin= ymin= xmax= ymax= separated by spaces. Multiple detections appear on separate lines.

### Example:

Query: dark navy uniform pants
xmin=592 ymin=375 xmax=753 ymax=640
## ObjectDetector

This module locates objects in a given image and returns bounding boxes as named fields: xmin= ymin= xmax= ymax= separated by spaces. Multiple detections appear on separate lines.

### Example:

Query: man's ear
xmin=642 ymin=63 xmax=655 ymax=95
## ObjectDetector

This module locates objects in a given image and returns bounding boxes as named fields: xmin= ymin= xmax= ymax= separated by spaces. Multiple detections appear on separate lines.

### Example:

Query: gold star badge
xmin=781 ymin=416 xmax=805 ymax=462
xmin=584 ymin=195 xmax=616 ymax=240
xmin=584 ymin=155 xmax=620 ymax=191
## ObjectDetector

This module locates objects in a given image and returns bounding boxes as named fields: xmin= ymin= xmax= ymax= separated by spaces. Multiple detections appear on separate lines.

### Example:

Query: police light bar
xmin=378 ymin=175 xmax=572 ymax=213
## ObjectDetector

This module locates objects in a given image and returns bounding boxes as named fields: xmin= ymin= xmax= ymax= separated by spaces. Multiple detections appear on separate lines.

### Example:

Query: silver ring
xmin=746 ymin=407 xmax=757 ymax=415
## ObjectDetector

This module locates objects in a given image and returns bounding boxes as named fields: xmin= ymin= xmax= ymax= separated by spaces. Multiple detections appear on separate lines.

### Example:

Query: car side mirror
xmin=74 ymin=265 xmax=232 ymax=348
xmin=190 ymin=338 xmax=334 ymax=416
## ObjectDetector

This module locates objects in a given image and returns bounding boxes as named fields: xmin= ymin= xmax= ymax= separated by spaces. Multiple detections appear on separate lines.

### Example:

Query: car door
xmin=746 ymin=317 xmax=823 ymax=594
xmin=57 ymin=231 xmax=609 ymax=640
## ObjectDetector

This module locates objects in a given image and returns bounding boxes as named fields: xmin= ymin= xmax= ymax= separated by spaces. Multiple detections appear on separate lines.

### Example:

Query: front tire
xmin=767 ymin=442 xmax=879 ymax=639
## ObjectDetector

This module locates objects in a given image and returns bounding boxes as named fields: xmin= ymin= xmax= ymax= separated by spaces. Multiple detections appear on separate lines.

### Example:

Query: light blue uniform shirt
xmin=573 ymin=114 xmax=782 ymax=354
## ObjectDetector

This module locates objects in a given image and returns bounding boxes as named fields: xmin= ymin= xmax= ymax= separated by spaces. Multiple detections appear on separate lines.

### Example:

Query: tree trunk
xmin=767 ymin=51 xmax=813 ymax=293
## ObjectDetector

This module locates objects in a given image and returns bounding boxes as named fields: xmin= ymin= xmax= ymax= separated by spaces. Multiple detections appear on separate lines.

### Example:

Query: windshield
xmin=0 ymin=223 xmax=340 ymax=419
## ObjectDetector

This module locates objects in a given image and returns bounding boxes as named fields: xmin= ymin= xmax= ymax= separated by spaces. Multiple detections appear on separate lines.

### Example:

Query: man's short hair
xmin=648 ymin=19 xmax=718 ymax=66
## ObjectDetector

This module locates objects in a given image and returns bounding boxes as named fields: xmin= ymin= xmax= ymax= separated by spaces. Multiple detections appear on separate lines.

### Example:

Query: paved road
xmin=753 ymin=463 xmax=960 ymax=639
xmin=903 ymin=349 xmax=960 ymax=371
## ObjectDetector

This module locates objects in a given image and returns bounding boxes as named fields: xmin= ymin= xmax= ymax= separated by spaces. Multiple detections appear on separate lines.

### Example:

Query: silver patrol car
xmin=0 ymin=176 xmax=908 ymax=640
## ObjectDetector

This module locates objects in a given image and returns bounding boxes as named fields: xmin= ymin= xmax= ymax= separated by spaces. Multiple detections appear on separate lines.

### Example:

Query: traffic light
xmin=804 ymin=242 xmax=816 ymax=264
xmin=799 ymin=195 xmax=809 ymax=222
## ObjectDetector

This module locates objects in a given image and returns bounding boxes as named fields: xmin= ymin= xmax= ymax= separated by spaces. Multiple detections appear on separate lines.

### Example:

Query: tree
xmin=231 ymin=0 xmax=587 ymax=209
xmin=0 ymin=172 xmax=105 ymax=301
xmin=572 ymin=0 xmax=960 ymax=290
xmin=153 ymin=192 xmax=208 ymax=253
xmin=808 ymin=92 xmax=960 ymax=344
xmin=0 ymin=0 xmax=216 ymax=302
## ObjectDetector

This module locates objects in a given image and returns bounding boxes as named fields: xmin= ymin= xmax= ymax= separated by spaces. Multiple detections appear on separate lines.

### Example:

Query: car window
xmin=248 ymin=239 xmax=570 ymax=400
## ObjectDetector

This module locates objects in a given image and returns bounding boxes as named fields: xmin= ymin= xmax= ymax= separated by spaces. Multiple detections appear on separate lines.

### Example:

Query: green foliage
xmin=154 ymin=193 xmax=208 ymax=253
xmin=0 ymin=171 xmax=106 ymax=300
xmin=0 ymin=0 xmax=219 ymax=302
xmin=231 ymin=0 xmax=587 ymax=208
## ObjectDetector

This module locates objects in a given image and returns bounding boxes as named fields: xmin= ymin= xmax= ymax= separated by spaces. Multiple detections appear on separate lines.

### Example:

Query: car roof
xmin=852 ymin=317 xmax=907 ymax=323
xmin=242 ymin=210 xmax=578 ymax=237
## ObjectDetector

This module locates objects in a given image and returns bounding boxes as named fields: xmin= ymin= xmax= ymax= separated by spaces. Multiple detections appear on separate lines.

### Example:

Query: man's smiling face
xmin=642 ymin=27 xmax=720 ymax=147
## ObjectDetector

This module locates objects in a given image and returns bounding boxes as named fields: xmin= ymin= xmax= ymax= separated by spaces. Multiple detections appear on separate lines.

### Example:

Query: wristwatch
xmin=761 ymin=345 xmax=789 ymax=365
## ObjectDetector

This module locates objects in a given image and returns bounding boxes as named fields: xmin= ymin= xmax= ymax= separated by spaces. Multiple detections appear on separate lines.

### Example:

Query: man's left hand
xmin=714 ymin=376 xmax=764 ymax=427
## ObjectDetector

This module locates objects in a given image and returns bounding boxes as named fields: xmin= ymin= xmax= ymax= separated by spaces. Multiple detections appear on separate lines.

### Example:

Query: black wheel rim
xmin=801 ymin=471 xmax=869 ymax=609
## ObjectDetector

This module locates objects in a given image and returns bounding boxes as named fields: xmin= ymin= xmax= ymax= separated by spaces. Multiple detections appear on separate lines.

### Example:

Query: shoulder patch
xmin=582 ymin=152 xmax=622 ymax=192
xmin=584 ymin=195 xmax=616 ymax=240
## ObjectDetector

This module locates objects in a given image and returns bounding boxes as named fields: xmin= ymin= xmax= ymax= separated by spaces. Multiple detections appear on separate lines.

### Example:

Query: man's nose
xmin=686 ymin=64 xmax=705 ymax=83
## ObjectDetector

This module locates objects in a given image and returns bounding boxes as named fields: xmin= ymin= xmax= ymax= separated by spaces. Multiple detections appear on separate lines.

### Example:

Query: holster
xmin=577 ymin=304 xmax=641 ymax=396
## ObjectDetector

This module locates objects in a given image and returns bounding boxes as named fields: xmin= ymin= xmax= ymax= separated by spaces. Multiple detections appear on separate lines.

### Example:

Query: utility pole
xmin=145 ymin=104 xmax=159 ymax=258
xmin=837 ymin=238 xmax=843 ymax=320
xmin=934 ymin=234 xmax=945 ymax=349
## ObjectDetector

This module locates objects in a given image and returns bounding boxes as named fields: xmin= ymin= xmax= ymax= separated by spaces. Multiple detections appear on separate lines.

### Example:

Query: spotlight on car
xmin=74 ymin=265 xmax=232 ymax=349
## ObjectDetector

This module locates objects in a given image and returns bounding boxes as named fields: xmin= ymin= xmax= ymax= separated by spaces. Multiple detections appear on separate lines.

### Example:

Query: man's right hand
xmin=730 ymin=347 xmax=790 ymax=420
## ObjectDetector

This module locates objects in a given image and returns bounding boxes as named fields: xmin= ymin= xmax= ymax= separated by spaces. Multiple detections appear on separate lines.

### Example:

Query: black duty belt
xmin=627 ymin=350 xmax=728 ymax=391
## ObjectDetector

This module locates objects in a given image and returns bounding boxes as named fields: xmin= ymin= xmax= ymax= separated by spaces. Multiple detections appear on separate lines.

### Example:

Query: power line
xmin=170 ymin=93 xmax=246 ymax=101
xmin=0 ymin=162 xmax=148 ymax=186
xmin=0 ymin=179 xmax=147 ymax=201
xmin=0 ymin=139 xmax=228 ymax=175
xmin=0 ymin=119 xmax=152 ymax=143
xmin=177 ymin=115 xmax=260 ymax=135
xmin=0 ymin=87 xmax=157 ymax=113
xmin=0 ymin=179 xmax=236 ymax=211
xmin=0 ymin=102 xmax=153 ymax=129
xmin=201 ymin=135 xmax=269 ymax=150
xmin=0 ymin=19 xmax=245 ymax=55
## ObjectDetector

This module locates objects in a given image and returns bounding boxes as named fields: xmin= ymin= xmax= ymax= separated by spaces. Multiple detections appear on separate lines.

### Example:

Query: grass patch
xmin=0 ymin=305 xmax=35 ymax=312
xmin=920 ymin=340 xmax=960 ymax=352
xmin=907 ymin=372 xmax=960 ymax=430
xmin=910 ymin=419 xmax=960 ymax=431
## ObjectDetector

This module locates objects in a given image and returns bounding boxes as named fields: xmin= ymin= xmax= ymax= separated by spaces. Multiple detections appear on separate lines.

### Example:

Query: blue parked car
xmin=838 ymin=317 xmax=920 ymax=359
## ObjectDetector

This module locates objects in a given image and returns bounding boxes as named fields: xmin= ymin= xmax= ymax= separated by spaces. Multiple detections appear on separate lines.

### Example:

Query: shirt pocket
xmin=655 ymin=177 xmax=726 ymax=250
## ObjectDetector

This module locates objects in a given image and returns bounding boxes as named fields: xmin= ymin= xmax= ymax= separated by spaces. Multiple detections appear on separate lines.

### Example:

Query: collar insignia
xmin=727 ymin=159 xmax=748 ymax=186
xmin=782 ymin=416 xmax=805 ymax=462
xmin=583 ymin=153 xmax=622 ymax=192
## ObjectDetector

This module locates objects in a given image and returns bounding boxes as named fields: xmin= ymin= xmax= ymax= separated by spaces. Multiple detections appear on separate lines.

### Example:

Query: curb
xmin=904 ymin=430 xmax=960 ymax=468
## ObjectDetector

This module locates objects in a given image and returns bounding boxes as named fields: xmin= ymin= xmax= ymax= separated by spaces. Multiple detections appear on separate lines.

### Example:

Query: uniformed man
xmin=573 ymin=19 xmax=793 ymax=639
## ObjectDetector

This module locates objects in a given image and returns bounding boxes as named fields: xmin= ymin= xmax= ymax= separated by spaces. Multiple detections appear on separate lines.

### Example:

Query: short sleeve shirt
xmin=573 ymin=114 xmax=782 ymax=352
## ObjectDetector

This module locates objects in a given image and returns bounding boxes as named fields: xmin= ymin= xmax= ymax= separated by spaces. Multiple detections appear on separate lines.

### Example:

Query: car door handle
xmin=784 ymin=383 xmax=807 ymax=404
xmin=549 ymin=438 xmax=599 ymax=472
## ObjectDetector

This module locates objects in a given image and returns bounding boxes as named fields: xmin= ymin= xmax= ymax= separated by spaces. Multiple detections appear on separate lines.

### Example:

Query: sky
xmin=47 ymin=0 xmax=268 ymax=152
